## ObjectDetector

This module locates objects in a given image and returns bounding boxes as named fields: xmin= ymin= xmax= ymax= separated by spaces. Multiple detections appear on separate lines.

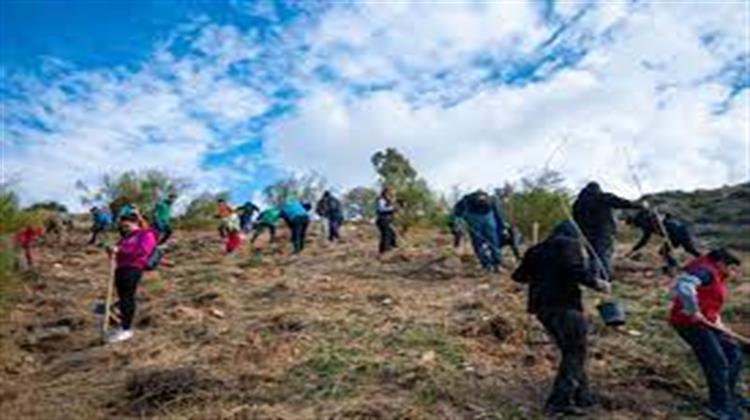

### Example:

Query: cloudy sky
xmin=2 ymin=0 xmax=748 ymax=209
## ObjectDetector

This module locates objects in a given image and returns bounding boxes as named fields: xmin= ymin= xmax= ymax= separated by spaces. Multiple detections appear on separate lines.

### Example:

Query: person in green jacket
xmin=152 ymin=193 xmax=176 ymax=245
xmin=250 ymin=207 xmax=280 ymax=246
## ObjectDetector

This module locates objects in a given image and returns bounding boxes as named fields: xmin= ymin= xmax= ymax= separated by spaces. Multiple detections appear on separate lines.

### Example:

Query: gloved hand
xmin=595 ymin=279 xmax=612 ymax=295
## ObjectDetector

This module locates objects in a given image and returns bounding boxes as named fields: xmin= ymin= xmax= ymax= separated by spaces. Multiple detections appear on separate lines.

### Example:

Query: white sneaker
xmin=106 ymin=328 xmax=133 ymax=344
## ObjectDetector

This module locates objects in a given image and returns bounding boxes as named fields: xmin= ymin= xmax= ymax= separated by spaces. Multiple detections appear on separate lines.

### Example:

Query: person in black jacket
xmin=316 ymin=191 xmax=344 ymax=242
xmin=513 ymin=221 xmax=610 ymax=417
xmin=375 ymin=187 xmax=398 ymax=254
xmin=572 ymin=182 xmax=642 ymax=281
xmin=625 ymin=210 xmax=701 ymax=272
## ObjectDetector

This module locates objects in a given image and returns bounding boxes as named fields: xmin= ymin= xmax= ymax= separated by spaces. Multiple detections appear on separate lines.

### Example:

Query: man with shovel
xmin=669 ymin=248 xmax=747 ymax=419
xmin=513 ymin=221 xmax=611 ymax=417
xmin=625 ymin=210 xmax=701 ymax=274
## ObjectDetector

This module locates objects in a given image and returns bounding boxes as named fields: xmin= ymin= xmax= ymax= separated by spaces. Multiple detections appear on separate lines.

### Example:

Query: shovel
xmin=101 ymin=254 xmax=116 ymax=342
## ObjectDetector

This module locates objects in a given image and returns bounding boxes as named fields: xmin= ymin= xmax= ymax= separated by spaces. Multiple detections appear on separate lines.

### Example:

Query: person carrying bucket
xmin=572 ymin=181 xmax=642 ymax=281
xmin=104 ymin=210 xmax=158 ymax=344
xmin=512 ymin=221 xmax=611 ymax=417
xmin=453 ymin=190 xmax=504 ymax=272
xmin=669 ymin=248 xmax=747 ymax=420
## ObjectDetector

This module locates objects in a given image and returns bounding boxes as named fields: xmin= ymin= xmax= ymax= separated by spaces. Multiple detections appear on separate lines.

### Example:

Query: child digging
xmin=106 ymin=211 xmax=157 ymax=344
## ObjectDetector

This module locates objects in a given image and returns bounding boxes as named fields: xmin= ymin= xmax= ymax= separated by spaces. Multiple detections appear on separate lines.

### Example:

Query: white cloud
xmin=3 ymin=0 xmax=748 ymax=212
xmin=266 ymin=0 xmax=749 ymax=197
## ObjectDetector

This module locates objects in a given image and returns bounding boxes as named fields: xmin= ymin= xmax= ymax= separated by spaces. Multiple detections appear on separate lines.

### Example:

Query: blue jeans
xmin=467 ymin=217 xmax=500 ymax=269
xmin=675 ymin=325 xmax=743 ymax=418
xmin=585 ymin=233 xmax=613 ymax=281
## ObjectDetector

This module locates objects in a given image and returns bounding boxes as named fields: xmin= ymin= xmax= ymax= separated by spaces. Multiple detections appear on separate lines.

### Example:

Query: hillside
xmin=643 ymin=182 xmax=750 ymax=250
xmin=0 ymin=223 xmax=748 ymax=419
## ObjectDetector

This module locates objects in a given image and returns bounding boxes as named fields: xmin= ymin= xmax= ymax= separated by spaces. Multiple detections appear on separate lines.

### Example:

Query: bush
xmin=76 ymin=169 xmax=188 ymax=219
xmin=499 ymin=170 xmax=571 ymax=242
xmin=342 ymin=186 xmax=378 ymax=221
xmin=371 ymin=148 xmax=441 ymax=232
xmin=0 ymin=184 xmax=43 ymax=313
xmin=176 ymin=191 xmax=230 ymax=230
xmin=263 ymin=172 xmax=327 ymax=207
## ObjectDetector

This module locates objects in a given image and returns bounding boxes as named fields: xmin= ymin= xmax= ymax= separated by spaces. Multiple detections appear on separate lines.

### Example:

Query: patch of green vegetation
xmin=0 ymin=246 xmax=21 ymax=316
xmin=238 ymin=252 xmax=264 ymax=269
xmin=283 ymin=342 xmax=382 ymax=401
xmin=189 ymin=267 xmax=221 ymax=284
xmin=384 ymin=324 xmax=465 ymax=368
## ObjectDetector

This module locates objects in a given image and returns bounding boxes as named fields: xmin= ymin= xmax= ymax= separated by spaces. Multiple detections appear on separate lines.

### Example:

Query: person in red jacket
xmin=14 ymin=225 xmax=44 ymax=268
xmin=669 ymin=248 xmax=745 ymax=420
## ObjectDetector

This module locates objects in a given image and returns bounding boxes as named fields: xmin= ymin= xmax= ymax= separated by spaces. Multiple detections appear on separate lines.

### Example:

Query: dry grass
xmin=0 ymin=225 xmax=747 ymax=419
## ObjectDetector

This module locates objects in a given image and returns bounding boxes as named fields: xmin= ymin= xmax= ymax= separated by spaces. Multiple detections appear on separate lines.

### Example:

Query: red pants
xmin=225 ymin=232 xmax=242 ymax=253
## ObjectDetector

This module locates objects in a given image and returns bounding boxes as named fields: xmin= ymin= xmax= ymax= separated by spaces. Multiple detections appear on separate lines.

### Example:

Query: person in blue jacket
xmin=88 ymin=206 xmax=113 ymax=245
xmin=280 ymin=200 xmax=311 ymax=253
xmin=453 ymin=190 xmax=504 ymax=272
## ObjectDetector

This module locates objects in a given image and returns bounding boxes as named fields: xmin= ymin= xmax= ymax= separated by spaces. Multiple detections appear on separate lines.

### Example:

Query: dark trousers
xmin=240 ymin=215 xmax=253 ymax=233
xmin=585 ymin=233 xmax=614 ymax=281
xmin=538 ymin=309 xmax=591 ymax=409
xmin=250 ymin=223 xmax=276 ymax=245
xmin=115 ymin=267 xmax=142 ymax=330
xmin=377 ymin=216 xmax=397 ymax=254
xmin=154 ymin=221 xmax=172 ymax=245
xmin=468 ymin=220 xmax=500 ymax=269
xmin=674 ymin=325 xmax=743 ymax=417
xmin=661 ymin=235 xmax=701 ymax=269
xmin=89 ymin=224 xmax=108 ymax=245
xmin=327 ymin=217 xmax=342 ymax=241
xmin=288 ymin=216 xmax=309 ymax=253
xmin=500 ymin=229 xmax=522 ymax=261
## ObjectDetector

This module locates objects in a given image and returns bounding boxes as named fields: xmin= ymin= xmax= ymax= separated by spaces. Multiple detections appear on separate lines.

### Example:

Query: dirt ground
xmin=1 ymin=223 xmax=748 ymax=419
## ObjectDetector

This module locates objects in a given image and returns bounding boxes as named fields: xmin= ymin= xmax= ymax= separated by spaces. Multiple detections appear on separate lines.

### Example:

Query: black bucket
xmin=597 ymin=301 xmax=626 ymax=327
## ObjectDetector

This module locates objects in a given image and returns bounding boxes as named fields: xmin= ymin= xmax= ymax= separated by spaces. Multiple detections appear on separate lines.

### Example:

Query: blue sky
xmin=2 ymin=0 xmax=748 ymax=210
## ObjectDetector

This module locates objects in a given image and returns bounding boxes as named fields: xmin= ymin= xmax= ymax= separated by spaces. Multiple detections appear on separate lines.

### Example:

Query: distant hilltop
xmin=643 ymin=182 xmax=750 ymax=251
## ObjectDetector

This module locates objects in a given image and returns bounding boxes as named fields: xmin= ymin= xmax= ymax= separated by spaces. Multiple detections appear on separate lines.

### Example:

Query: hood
xmin=551 ymin=220 xmax=579 ymax=239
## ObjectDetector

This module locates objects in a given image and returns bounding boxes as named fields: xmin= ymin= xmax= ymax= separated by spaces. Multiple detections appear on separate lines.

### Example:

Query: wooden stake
xmin=102 ymin=255 xmax=116 ymax=340
xmin=532 ymin=222 xmax=539 ymax=245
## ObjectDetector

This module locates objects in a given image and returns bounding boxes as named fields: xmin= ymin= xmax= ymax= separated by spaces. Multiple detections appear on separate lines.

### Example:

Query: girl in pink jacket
xmin=106 ymin=212 xmax=157 ymax=343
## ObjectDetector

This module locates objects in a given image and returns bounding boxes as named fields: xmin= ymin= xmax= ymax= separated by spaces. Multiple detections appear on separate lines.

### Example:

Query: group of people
xmin=210 ymin=190 xmax=345 ymax=255
xmin=13 ymin=181 xmax=747 ymax=419
xmin=513 ymin=182 xmax=745 ymax=419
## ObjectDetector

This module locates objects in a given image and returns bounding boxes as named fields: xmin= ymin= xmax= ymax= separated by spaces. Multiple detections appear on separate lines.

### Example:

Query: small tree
xmin=371 ymin=148 xmax=439 ymax=231
xmin=26 ymin=201 xmax=68 ymax=213
xmin=342 ymin=186 xmax=378 ymax=220
xmin=177 ymin=191 xmax=230 ymax=229
xmin=77 ymin=170 xmax=189 ymax=218
xmin=502 ymin=170 xmax=571 ymax=241
xmin=263 ymin=172 xmax=327 ymax=207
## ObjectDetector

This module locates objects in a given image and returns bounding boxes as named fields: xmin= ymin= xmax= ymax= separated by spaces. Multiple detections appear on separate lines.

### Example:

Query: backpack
xmin=145 ymin=246 xmax=163 ymax=271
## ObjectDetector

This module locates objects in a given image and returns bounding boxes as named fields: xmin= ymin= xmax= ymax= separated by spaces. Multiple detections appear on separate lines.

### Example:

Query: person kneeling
xmin=513 ymin=221 xmax=610 ymax=417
